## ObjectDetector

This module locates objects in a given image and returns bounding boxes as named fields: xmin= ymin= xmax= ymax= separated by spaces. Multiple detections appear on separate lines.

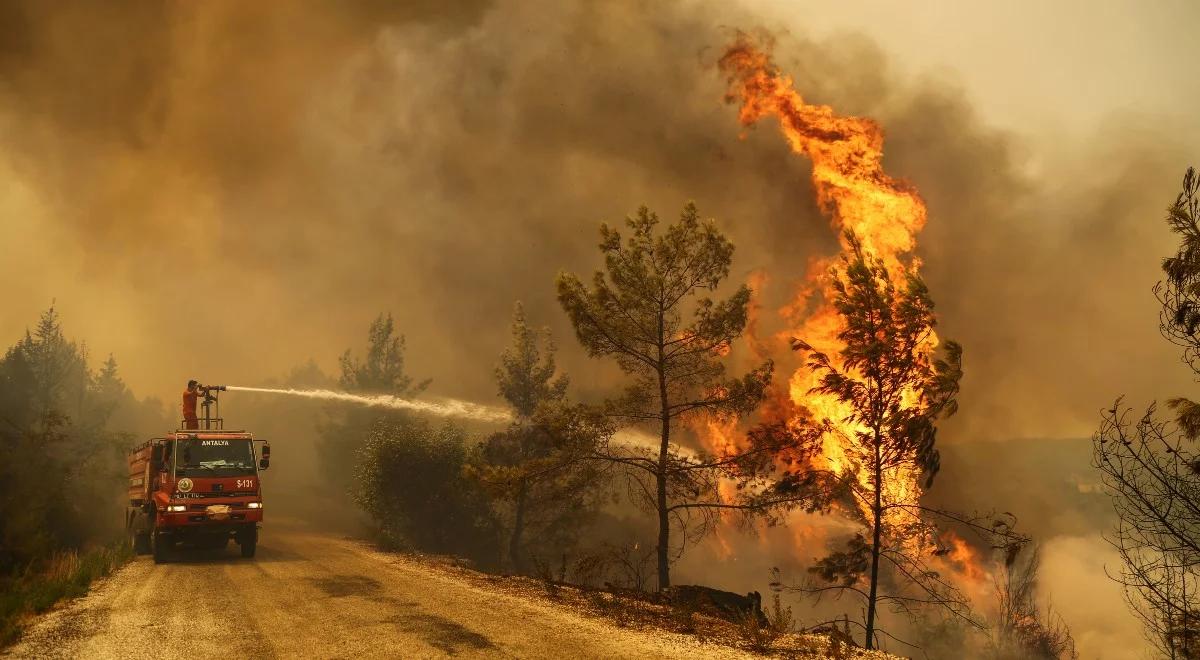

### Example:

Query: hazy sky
xmin=761 ymin=0 xmax=1199 ymax=137
xmin=1 ymin=0 xmax=1196 ymax=441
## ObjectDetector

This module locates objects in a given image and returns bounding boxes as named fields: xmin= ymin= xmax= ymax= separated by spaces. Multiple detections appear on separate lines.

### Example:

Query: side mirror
xmin=258 ymin=441 xmax=270 ymax=470
xmin=259 ymin=458 xmax=270 ymax=470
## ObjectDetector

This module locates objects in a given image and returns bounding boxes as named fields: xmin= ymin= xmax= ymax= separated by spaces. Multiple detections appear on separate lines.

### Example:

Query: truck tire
xmin=151 ymin=517 xmax=168 ymax=564
xmin=239 ymin=528 xmax=257 ymax=558
xmin=130 ymin=526 xmax=150 ymax=555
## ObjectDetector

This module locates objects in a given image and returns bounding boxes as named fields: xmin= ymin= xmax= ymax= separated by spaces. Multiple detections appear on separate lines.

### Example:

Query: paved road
xmin=5 ymin=521 xmax=750 ymax=659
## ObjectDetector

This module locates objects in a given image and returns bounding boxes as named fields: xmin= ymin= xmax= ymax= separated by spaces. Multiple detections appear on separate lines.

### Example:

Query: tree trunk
xmin=510 ymin=479 xmax=528 ymax=574
xmin=656 ymin=308 xmax=671 ymax=591
xmin=864 ymin=431 xmax=883 ymax=649
xmin=656 ymin=379 xmax=671 ymax=591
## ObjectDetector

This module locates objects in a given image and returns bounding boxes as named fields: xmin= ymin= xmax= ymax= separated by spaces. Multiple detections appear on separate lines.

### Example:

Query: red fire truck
xmin=126 ymin=385 xmax=270 ymax=563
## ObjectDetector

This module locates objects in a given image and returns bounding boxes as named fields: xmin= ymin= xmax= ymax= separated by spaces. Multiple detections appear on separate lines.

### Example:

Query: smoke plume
xmin=3 ymin=2 xmax=1197 ymax=656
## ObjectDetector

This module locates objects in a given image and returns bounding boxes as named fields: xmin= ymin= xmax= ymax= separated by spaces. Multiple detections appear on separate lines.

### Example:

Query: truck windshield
xmin=175 ymin=438 xmax=256 ymax=477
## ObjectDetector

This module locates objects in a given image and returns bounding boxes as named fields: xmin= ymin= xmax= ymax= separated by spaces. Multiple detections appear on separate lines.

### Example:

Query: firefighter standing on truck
xmin=182 ymin=380 xmax=200 ymax=429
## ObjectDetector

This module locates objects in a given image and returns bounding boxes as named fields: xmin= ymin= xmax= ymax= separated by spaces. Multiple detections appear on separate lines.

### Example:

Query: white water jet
xmin=225 ymin=386 xmax=512 ymax=423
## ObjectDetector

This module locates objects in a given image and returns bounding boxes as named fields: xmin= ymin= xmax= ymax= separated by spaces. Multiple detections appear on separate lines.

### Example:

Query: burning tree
xmin=1094 ymin=165 xmax=1200 ymax=659
xmin=718 ymin=35 xmax=1028 ymax=651
xmin=556 ymin=202 xmax=773 ymax=590
xmin=793 ymin=236 xmax=971 ymax=649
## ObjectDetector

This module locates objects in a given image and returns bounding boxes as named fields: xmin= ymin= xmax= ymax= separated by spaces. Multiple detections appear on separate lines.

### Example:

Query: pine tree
xmin=557 ymin=202 xmax=772 ymax=589
xmin=319 ymin=313 xmax=430 ymax=491
xmin=466 ymin=303 xmax=605 ymax=573
xmin=796 ymin=234 xmax=963 ymax=649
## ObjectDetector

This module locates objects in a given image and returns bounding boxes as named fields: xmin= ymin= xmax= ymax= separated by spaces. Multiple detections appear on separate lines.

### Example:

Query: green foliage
xmin=1157 ymin=167 xmax=1200 ymax=438
xmin=465 ymin=303 xmax=607 ymax=573
xmin=0 ymin=541 xmax=132 ymax=647
xmin=556 ymin=202 xmax=772 ymax=589
xmin=0 ymin=307 xmax=164 ymax=576
xmin=467 ymin=404 xmax=609 ymax=572
xmin=337 ymin=313 xmax=431 ymax=395
xmin=353 ymin=419 xmax=498 ymax=563
xmin=320 ymin=313 xmax=430 ymax=491
xmin=556 ymin=203 xmax=770 ymax=424
xmin=495 ymin=302 xmax=567 ymax=420
xmin=0 ymin=308 xmax=150 ymax=646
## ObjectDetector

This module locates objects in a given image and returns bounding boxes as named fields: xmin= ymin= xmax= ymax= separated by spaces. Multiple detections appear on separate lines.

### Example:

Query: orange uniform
xmin=182 ymin=389 xmax=199 ymax=429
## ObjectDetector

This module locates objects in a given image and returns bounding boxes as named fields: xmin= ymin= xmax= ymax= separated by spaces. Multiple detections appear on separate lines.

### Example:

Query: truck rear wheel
xmin=127 ymin=509 xmax=149 ymax=555
xmin=239 ymin=528 xmax=257 ymax=558
xmin=130 ymin=526 xmax=150 ymax=555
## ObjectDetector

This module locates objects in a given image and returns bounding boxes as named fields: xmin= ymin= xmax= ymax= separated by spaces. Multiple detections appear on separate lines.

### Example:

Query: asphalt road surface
xmin=5 ymin=521 xmax=751 ymax=659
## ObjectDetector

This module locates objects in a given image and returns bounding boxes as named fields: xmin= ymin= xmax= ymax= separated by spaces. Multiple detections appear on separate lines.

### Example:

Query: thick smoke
xmin=1 ymin=0 xmax=1192 ymax=441
xmin=1 ymin=1 xmax=1194 ymax=656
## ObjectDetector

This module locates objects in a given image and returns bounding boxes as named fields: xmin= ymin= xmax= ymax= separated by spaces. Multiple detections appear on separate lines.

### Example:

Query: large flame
xmin=718 ymin=36 xmax=937 ymax=523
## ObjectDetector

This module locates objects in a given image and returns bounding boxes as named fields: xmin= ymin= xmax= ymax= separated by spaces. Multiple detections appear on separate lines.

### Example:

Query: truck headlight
xmin=247 ymin=502 xmax=262 ymax=509
xmin=166 ymin=505 xmax=187 ymax=512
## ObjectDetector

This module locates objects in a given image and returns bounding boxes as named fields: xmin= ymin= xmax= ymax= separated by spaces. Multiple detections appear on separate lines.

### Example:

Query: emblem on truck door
xmin=177 ymin=477 xmax=194 ymax=493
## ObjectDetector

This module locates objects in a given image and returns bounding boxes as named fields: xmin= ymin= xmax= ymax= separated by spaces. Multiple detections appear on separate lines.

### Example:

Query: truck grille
xmin=188 ymin=502 xmax=253 ymax=510
xmin=186 ymin=513 xmax=247 ymax=522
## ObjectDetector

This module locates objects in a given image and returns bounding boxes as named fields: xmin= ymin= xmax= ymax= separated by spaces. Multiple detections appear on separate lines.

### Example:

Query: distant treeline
xmin=0 ymin=307 xmax=170 ymax=576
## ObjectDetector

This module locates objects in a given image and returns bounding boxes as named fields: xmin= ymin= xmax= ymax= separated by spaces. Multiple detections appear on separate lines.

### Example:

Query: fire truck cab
xmin=126 ymin=385 xmax=270 ymax=563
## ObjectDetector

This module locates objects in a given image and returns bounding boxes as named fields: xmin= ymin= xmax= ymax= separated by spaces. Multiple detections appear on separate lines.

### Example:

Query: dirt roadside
xmin=3 ymin=521 xmax=769 ymax=659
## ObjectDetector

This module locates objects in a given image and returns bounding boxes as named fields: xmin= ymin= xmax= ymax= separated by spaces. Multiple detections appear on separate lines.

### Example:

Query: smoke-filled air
xmin=2 ymin=1 xmax=1199 ymax=658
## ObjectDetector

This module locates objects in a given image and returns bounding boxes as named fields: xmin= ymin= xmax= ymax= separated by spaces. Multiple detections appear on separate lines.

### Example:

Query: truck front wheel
xmin=239 ymin=527 xmax=257 ymax=558
xmin=151 ymin=517 xmax=168 ymax=564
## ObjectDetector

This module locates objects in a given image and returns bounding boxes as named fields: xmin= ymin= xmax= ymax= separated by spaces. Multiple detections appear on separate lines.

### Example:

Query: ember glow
xmin=718 ymin=37 xmax=939 ymax=522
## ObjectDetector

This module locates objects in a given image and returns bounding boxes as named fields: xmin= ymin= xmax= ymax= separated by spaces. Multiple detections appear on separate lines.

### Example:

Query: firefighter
xmin=182 ymin=380 xmax=200 ymax=429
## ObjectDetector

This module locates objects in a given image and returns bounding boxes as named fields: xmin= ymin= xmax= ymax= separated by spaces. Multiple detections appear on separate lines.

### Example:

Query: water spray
xmin=223 ymin=386 xmax=512 ymax=423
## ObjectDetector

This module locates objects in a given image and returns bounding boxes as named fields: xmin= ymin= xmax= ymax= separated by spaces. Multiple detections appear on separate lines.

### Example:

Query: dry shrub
xmin=739 ymin=607 xmax=779 ymax=652
xmin=767 ymin=592 xmax=793 ymax=634
xmin=670 ymin=597 xmax=698 ymax=633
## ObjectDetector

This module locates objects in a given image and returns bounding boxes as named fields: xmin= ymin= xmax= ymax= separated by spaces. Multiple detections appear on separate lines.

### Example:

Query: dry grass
xmin=1 ymin=541 xmax=132 ymax=648
xmin=396 ymin=548 xmax=899 ymax=658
